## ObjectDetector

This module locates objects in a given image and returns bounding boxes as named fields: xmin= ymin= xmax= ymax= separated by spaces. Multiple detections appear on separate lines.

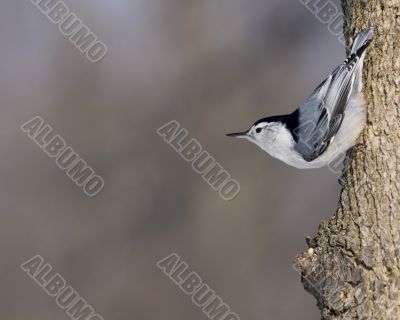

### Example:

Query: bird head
xmin=227 ymin=119 xmax=282 ymax=145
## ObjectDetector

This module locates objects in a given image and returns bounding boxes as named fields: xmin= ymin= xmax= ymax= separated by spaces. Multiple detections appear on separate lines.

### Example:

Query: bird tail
xmin=351 ymin=27 xmax=373 ymax=55
xmin=350 ymin=27 xmax=373 ymax=92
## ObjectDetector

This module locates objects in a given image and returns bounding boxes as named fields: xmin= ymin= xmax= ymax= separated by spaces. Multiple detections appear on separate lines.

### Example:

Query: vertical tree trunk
xmin=295 ymin=1 xmax=400 ymax=319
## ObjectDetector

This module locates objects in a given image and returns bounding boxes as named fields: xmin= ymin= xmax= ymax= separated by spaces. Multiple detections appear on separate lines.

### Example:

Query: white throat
xmin=250 ymin=123 xmax=302 ymax=166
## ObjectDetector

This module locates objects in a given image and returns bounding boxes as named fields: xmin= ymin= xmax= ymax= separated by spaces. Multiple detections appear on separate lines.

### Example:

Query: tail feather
xmin=351 ymin=27 xmax=374 ymax=55
xmin=350 ymin=27 xmax=373 ymax=92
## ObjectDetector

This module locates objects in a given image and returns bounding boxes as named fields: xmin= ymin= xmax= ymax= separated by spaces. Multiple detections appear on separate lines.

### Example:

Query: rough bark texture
xmin=294 ymin=1 xmax=400 ymax=319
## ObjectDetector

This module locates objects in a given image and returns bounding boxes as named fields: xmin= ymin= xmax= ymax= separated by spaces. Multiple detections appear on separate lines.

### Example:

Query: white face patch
xmin=248 ymin=122 xmax=298 ymax=164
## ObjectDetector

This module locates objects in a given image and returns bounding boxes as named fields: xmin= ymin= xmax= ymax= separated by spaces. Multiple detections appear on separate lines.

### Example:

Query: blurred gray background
xmin=2 ymin=0 xmax=345 ymax=319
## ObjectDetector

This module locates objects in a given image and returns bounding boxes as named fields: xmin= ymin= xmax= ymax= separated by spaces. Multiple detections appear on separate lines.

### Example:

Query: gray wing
xmin=293 ymin=36 xmax=371 ymax=162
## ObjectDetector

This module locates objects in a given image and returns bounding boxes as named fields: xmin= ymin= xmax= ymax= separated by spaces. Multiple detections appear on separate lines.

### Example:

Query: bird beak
xmin=226 ymin=131 xmax=248 ymax=139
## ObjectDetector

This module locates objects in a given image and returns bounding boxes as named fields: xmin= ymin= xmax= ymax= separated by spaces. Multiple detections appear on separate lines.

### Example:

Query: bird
xmin=226 ymin=27 xmax=373 ymax=169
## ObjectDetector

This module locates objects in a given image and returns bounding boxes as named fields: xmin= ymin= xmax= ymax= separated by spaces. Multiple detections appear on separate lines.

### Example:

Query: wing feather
xmin=293 ymin=51 xmax=364 ymax=162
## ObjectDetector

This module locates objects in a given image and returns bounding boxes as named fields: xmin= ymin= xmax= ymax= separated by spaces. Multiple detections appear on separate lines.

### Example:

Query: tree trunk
xmin=294 ymin=1 xmax=400 ymax=319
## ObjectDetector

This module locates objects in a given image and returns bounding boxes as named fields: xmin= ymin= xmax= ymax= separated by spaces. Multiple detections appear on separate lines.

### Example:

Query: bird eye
xmin=255 ymin=128 xmax=262 ymax=134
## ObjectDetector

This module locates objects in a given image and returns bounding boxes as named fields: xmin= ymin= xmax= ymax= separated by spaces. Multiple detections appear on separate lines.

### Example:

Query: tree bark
xmin=294 ymin=1 xmax=400 ymax=319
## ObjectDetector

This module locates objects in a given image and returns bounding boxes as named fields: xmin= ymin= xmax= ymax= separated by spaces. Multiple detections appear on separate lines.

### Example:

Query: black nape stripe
xmin=253 ymin=111 xmax=300 ymax=142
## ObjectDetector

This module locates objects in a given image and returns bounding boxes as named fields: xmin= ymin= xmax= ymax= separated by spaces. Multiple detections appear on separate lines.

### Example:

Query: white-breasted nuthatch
xmin=227 ymin=28 xmax=373 ymax=169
